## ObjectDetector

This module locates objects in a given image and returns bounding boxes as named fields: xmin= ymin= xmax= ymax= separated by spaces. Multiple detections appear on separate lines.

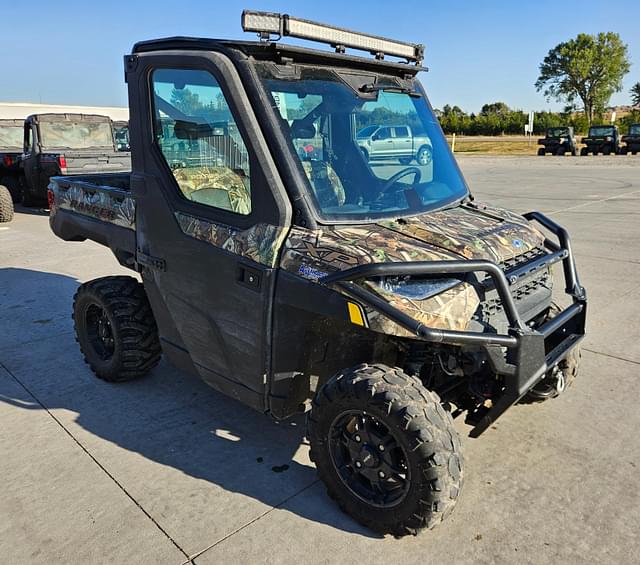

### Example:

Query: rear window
xmin=0 ymin=125 xmax=23 ymax=148
xmin=39 ymin=121 xmax=114 ymax=149
xmin=589 ymin=126 xmax=615 ymax=137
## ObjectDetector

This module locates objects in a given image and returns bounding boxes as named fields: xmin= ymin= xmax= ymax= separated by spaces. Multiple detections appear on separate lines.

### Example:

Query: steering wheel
xmin=380 ymin=167 xmax=422 ymax=195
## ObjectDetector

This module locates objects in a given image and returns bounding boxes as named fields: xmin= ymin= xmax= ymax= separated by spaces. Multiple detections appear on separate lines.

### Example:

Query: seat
xmin=301 ymin=160 xmax=346 ymax=207
xmin=172 ymin=166 xmax=251 ymax=215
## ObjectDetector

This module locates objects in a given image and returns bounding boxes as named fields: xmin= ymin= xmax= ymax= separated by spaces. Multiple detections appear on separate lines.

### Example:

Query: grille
xmin=480 ymin=270 xmax=552 ymax=319
xmin=500 ymin=246 xmax=546 ymax=272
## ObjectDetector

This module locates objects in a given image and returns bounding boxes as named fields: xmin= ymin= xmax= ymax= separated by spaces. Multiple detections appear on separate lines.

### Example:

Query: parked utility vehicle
xmin=20 ymin=113 xmax=131 ymax=206
xmin=0 ymin=118 xmax=24 ymax=202
xmin=48 ymin=11 xmax=586 ymax=536
xmin=580 ymin=125 xmax=620 ymax=155
xmin=537 ymin=126 xmax=577 ymax=156
xmin=621 ymin=124 xmax=640 ymax=155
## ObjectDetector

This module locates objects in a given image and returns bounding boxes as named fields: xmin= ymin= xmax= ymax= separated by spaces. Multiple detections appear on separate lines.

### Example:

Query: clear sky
xmin=1 ymin=0 xmax=638 ymax=113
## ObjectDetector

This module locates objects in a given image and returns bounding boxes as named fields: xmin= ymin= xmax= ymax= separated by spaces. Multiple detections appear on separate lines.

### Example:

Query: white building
xmin=0 ymin=102 xmax=129 ymax=121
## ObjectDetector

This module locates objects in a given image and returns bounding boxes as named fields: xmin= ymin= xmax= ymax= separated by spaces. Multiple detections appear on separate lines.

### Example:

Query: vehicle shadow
xmin=0 ymin=267 xmax=378 ymax=539
xmin=12 ymin=204 xmax=49 ymax=216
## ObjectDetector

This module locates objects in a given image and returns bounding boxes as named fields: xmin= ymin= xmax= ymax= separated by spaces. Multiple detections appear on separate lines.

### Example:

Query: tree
xmin=632 ymin=82 xmax=640 ymax=107
xmin=170 ymin=88 xmax=203 ymax=115
xmin=535 ymin=32 xmax=630 ymax=125
xmin=480 ymin=102 xmax=510 ymax=115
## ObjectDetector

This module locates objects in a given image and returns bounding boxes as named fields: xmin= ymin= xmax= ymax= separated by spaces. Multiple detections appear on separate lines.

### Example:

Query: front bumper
xmin=321 ymin=211 xmax=586 ymax=437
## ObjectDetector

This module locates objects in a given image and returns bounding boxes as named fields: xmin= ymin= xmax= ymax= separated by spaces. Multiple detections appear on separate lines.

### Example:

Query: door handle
xmin=238 ymin=265 xmax=261 ymax=291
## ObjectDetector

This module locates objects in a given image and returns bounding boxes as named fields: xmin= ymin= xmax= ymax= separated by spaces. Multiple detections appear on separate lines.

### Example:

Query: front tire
xmin=537 ymin=148 xmax=545 ymax=156
xmin=580 ymin=147 xmax=588 ymax=156
xmin=73 ymin=276 xmax=161 ymax=382
xmin=308 ymin=364 xmax=463 ymax=536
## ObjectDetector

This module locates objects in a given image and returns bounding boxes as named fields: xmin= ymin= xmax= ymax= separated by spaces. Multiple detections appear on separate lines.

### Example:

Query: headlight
xmin=374 ymin=276 xmax=462 ymax=300
xmin=605 ymin=136 xmax=612 ymax=141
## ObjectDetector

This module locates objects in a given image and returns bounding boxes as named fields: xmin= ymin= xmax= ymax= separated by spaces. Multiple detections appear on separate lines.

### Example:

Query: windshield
xmin=38 ymin=121 xmax=114 ymax=149
xmin=630 ymin=125 xmax=640 ymax=135
xmin=589 ymin=126 xmax=615 ymax=137
xmin=258 ymin=65 xmax=468 ymax=222
xmin=0 ymin=124 xmax=23 ymax=149
xmin=547 ymin=127 xmax=569 ymax=137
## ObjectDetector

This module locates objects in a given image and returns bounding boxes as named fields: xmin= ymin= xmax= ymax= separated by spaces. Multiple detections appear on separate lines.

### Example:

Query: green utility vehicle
xmin=537 ymin=126 xmax=577 ymax=156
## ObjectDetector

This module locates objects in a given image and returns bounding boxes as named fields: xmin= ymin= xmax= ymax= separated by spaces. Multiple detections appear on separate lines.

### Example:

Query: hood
xmin=281 ymin=202 xmax=545 ymax=278
xmin=280 ymin=203 xmax=546 ymax=336
xmin=377 ymin=202 xmax=544 ymax=264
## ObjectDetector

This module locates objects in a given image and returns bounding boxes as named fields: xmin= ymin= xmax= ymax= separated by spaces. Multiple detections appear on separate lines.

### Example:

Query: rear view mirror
xmin=173 ymin=120 xmax=216 ymax=139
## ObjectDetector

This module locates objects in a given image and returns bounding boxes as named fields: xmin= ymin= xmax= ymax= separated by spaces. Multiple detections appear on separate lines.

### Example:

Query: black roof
xmin=132 ymin=37 xmax=427 ymax=77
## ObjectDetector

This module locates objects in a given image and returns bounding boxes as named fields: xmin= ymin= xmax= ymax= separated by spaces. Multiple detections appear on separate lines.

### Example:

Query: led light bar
xmin=241 ymin=10 xmax=424 ymax=64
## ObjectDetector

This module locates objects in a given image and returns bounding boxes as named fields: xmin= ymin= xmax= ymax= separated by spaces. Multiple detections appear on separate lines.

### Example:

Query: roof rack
xmin=241 ymin=10 xmax=424 ymax=65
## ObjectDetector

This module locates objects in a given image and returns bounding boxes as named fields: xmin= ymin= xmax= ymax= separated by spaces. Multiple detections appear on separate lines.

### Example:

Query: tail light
xmin=47 ymin=188 xmax=55 ymax=210
xmin=57 ymin=155 xmax=68 ymax=174
xmin=3 ymin=155 xmax=13 ymax=167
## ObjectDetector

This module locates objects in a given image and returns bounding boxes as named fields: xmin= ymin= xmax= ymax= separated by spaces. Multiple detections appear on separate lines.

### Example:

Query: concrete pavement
xmin=1 ymin=155 xmax=639 ymax=564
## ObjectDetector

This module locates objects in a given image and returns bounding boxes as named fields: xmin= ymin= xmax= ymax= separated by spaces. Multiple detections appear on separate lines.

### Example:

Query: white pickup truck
xmin=356 ymin=124 xmax=432 ymax=165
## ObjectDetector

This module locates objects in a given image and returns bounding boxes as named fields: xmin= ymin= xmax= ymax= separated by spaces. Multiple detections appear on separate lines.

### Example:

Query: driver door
xmin=126 ymin=51 xmax=291 ymax=410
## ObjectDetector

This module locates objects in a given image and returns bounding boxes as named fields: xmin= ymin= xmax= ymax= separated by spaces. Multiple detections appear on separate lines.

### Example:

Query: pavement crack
xmin=583 ymin=348 xmax=640 ymax=366
xmin=0 ymin=360 xmax=191 ymax=562
xmin=184 ymin=479 xmax=320 ymax=565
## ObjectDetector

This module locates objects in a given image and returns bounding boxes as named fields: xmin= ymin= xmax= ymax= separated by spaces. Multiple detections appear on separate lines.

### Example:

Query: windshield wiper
xmin=359 ymin=83 xmax=421 ymax=98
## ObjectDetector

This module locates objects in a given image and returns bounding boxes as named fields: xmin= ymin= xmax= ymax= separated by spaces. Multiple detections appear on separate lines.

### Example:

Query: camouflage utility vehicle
xmin=0 ymin=118 xmax=24 ymax=202
xmin=621 ymin=123 xmax=640 ymax=155
xmin=537 ymin=126 xmax=577 ymax=156
xmin=580 ymin=124 xmax=620 ymax=155
xmin=48 ymin=11 xmax=586 ymax=536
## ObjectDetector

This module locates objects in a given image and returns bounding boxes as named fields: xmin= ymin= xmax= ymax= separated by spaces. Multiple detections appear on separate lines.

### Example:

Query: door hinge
xmin=137 ymin=250 xmax=166 ymax=272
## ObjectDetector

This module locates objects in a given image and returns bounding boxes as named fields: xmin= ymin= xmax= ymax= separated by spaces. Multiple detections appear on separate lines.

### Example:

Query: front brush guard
xmin=320 ymin=211 xmax=586 ymax=437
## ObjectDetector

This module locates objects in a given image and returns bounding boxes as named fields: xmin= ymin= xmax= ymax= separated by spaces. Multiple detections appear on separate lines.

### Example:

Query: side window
xmin=151 ymin=68 xmax=251 ymax=215
xmin=394 ymin=126 xmax=410 ymax=138
xmin=376 ymin=127 xmax=391 ymax=140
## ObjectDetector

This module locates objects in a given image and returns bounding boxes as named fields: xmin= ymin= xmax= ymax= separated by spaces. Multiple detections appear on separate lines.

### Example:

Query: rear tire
xmin=537 ymin=148 xmax=545 ymax=156
xmin=522 ymin=304 xmax=581 ymax=403
xmin=416 ymin=145 xmax=432 ymax=166
xmin=73 ymin=276 xmax=161 ymax=382
xmin=0 ymin=185 xmax=14 ymax=223
xmin=580 ymin=147 xmax=588 ymax=156
xmin=308 ymin=364 xmax=463 ymax=536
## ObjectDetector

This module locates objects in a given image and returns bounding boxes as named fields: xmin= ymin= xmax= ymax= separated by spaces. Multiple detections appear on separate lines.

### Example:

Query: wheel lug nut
xmin=354 ymin=435 xmax=361 ymax=442
xmin=355 ymin=461 xmax=362 ymax=468
xmin=378 ymin=444 xmax=384 ymax=452
xmin=378 ymin=471 xmax=385 ymax=478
